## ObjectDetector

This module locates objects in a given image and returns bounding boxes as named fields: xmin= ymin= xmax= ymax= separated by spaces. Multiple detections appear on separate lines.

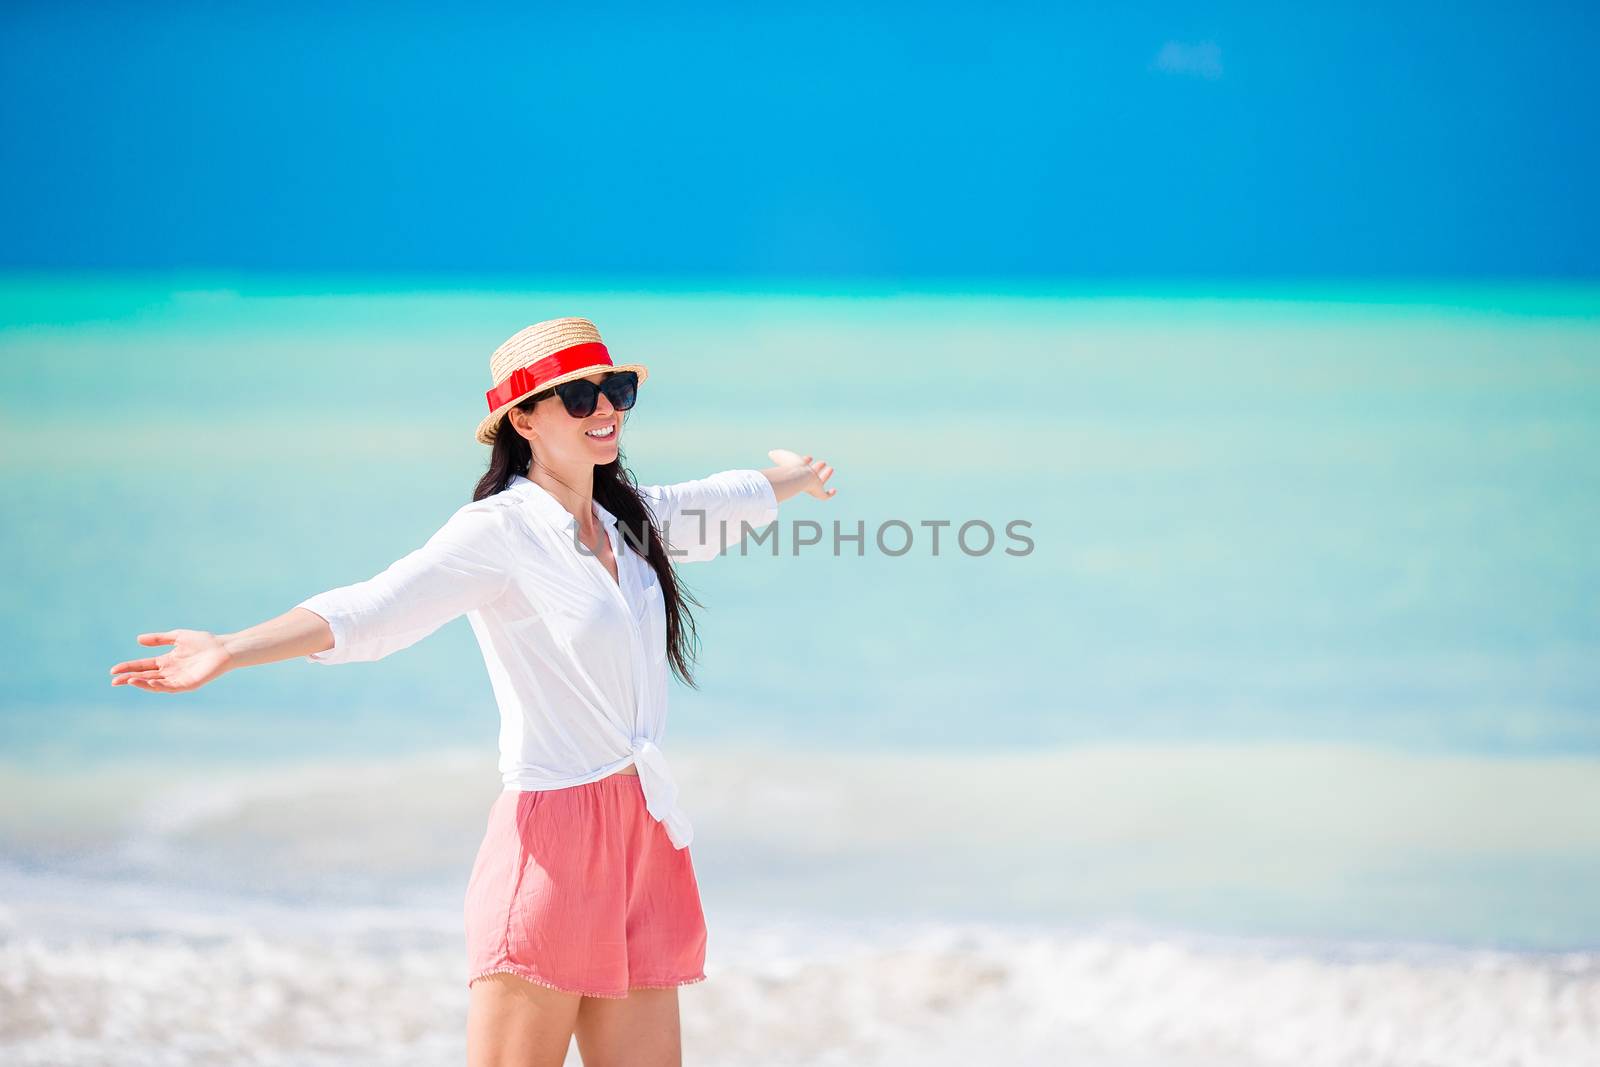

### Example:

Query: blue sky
xmin=2 ymin=2 xmax=1595 ymax=279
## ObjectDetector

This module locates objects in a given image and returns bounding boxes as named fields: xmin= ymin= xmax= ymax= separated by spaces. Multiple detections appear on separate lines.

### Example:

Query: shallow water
xmin=3 ymin=743 xmax=1598 ymax=1066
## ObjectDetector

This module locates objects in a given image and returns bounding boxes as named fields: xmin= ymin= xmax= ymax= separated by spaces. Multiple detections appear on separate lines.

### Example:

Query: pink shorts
xmin=464 ymin=770 xmax=708 ymax=998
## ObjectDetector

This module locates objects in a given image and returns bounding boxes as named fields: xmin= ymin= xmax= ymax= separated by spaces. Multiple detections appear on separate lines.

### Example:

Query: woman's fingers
xmin=113 ymin=667 xmax=164 ymax=686
xmin=767 ymin=450 xmax=836 ymax=498
xmin=809 ymin=460 xmax=835 ymax=498
xmin=109 ymin=657 xmax=161 ymax=676
xmin=113 ymin=634 xmax=178 ymax=685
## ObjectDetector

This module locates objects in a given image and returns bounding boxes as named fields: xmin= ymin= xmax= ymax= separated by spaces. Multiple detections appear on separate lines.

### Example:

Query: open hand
xmin=768 ymin=449 xmax=836 ymax=500
xmin=109 ymin=629 xmax=232 ymax=693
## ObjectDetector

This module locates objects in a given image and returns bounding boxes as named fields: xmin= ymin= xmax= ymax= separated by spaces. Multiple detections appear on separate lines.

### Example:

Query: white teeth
xmin=586 ymin=424 xmax=615 ymax=438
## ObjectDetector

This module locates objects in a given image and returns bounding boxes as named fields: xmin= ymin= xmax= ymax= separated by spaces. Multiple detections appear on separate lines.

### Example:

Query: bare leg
xmin=467 ymin=972 xmax=583 ymax=1067
xmin=573 ymin=987 xmax=683 ymax=1067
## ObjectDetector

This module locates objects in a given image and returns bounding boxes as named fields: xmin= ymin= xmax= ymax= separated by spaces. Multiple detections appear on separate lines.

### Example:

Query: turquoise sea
xmin=2 ymin=275 xmax=1598 ymax=1065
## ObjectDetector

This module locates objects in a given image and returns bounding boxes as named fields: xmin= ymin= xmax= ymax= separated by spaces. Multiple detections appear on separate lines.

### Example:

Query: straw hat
xmin=476 ymin=317 xmax=649 ymax=445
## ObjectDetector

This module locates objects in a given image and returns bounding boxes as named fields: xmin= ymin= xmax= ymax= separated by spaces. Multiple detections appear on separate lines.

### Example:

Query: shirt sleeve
xmin=294 ymin=499 xmax=514 ymax=664
xmin=637 ymin=468 xmax=780 ymax=563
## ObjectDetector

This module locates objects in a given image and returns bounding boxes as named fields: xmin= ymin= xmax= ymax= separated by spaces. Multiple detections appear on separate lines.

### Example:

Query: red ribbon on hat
xmin=485 ymin=342 xmax=614 ymax=413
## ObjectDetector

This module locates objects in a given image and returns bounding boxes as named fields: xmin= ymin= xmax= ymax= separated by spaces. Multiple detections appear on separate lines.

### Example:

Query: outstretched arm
xmin=290 ymin=500 xmax=513 ymax=665
xmin=109 ymin=607 xmax=332 ymax=692
xmin=109 ymin=497 xmax=515 ymax=692
xmin=636 ymin=450 xmax=836 ymax=564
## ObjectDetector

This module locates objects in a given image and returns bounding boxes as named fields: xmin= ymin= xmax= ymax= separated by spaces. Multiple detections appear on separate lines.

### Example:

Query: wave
xmin=1 ymin=880 xmax=1595 ymax=1067
xmin=3 ymin=740 xmax=1599 ymax=950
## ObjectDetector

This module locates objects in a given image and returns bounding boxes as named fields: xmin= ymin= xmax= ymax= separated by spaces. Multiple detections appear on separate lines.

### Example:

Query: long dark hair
xmin=471 ymin=392 xmax=705 ymax=688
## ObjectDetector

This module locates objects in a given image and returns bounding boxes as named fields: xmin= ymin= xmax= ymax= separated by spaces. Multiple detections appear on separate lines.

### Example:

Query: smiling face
xmin=507 ymin=370 xmax=624 ymax=468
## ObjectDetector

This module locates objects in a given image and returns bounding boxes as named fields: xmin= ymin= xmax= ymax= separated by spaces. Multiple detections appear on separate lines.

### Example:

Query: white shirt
xmin=295 ymin=468 xmax=779 ymax=849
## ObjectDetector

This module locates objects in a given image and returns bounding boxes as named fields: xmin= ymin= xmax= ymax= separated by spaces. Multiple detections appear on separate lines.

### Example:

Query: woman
xmin=107 ymin=317 xmax=836 ymax=1067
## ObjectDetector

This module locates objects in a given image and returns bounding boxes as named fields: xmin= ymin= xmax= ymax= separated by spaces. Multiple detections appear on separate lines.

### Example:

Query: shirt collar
xmin=508 ymin=472 xmax=618 ymax=531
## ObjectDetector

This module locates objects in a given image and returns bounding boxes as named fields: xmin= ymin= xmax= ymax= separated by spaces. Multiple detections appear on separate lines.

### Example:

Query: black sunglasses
xmin=535 ymin=371 xmax=639 ymax=419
